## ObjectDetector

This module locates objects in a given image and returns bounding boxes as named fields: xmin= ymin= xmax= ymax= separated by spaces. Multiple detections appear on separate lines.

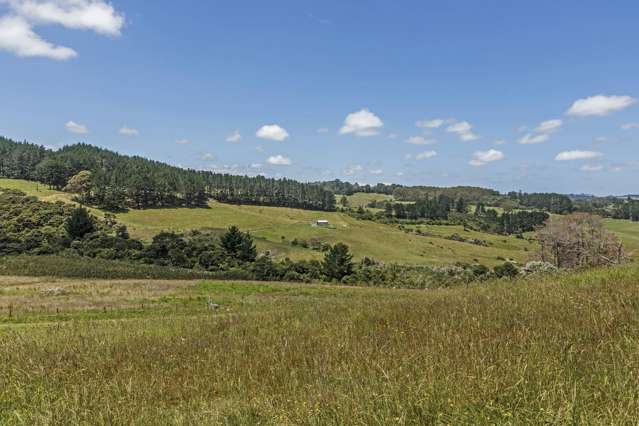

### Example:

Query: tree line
xmin=0 ymin=137 xmax=336 ymax=211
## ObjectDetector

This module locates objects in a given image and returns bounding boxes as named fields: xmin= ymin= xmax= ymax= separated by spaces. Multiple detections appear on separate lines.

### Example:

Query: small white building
xmin=316 ymin=220 xmax=329 ymax=226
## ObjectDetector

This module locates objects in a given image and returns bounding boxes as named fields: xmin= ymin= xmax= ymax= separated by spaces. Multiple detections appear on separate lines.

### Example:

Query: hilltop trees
xmin=0 ymin=137 xmax=336 ymax=212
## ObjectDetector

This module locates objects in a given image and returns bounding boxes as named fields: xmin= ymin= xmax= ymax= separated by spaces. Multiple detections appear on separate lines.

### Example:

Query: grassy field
xmin=343 ymin=192 xmax=394 ymax=208
xmin=3 ymin=178 xmax=639 ymax=266
xmin=603 ymin=218 xmax=639 ymax=260
xmin=1 ymin=264 xmax=638 ymax=424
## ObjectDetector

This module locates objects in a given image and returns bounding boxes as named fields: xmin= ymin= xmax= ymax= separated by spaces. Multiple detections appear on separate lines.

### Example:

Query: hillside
xmin=2 ymin=264 xmax=638 ymax=423
xmin=1 ymin=178 xmax=539 ymax=266
xmin=4 ymin=178 xmax=639 ymax=265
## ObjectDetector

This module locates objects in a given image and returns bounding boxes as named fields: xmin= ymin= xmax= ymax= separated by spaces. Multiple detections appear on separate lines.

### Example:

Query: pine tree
xmin=65 ymin=207 xmax=96 ymax=239
xmin=322 ymin=243 xmax=354 ymax=281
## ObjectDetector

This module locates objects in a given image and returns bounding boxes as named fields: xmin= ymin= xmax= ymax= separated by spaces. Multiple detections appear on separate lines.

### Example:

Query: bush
xmin=522 ymin=261 xmax=558 ymax=276
xmin=493 ymin=262 xmax=520 ymax=279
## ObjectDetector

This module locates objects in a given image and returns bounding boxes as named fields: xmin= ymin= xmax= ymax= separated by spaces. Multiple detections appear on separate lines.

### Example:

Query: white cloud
xmin=566 ymin=95 xmax=636 ymax=117
xmin=0 ymin=15 xmax=76 ymax=59
xmin=119 ymin=126 xmax=138 ymax=136
xmin=176 ymin=139 xmax=191 ymax=145
xmin=0 ymin=0 xmax=125 ymax=60
xmin=65 ymin=120 xmax=88 ymax=134
xmin=266 ymin=154 xmax=291 ymax=166
xmin=580 ymin=164 xmax=604 ymax=172
xmin=369 ymin=169 xmax=383 ymax=175
xmin=6 ymin=0 xmax=124 ymax=35
xmin=621 ymin=122 xmax=639 ymax=130
xmin=447 ymin=121 xmax=478 ymax=141
xmin=226 ymin=130 xmax=241 ymax=143
xmin=518 ymin=133 xmax=549 ymax=145
xmin=469 ymin=149 xmax=504 ymax=166
xmin=405 ymin=135 xmax=437 ymax=146
xmin=416 ymin=150 xmax=437 ymax=160
xmin=255 ymin=145 xmax=264 ymax=152
xmin=257 ymin=124 xmax=289 ymax=141
xmin=416 ymin=118 xmax=444 ymax=129
xmin=555 ymin=150 xmax=603 ymax=161
xmin=316 ymin=128 xmax=329 ymax=134
xmin=201 ymin=153 xmax=214 ymax=160
xmin=344 ymin=164 xmax=363 ymax=176
xmin=535 ymin=119 xmax=562 ymax=134
xmin=518 ymin=119 xmax=561 ymax=145
xmin=250 ymin=163 xmax=262 ymax=169
xmin=494 ymin=139 xmax=507 ymax=145
xmin=386 ymin=133 xmax=399 ymax=140
xmin=339 ymin=108 xmax=384 ymax=137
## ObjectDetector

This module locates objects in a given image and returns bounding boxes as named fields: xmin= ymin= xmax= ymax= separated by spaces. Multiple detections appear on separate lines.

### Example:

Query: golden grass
xmin=1 ymin=265 xmax=639 ymax=424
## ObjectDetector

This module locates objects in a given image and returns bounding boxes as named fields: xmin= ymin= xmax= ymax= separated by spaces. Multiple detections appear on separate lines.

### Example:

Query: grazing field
xmin=603 ymin=218 xmax=639 ymax=260
xmin=343 ymin=192 xmax=394 ymax=208
xmin=1 ymin=265 xmax=639 ymax=424
xmin=3 ymin=179 xmax=639 ymax=266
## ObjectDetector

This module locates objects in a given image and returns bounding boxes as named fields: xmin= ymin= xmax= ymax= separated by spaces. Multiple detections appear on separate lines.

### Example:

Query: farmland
xmin=1 ymin=264 xmax=638 ymax=424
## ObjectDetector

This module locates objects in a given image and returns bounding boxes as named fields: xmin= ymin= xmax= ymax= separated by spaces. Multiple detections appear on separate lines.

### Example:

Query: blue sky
xmin=1 ymin=0 xmax=638 ymax=195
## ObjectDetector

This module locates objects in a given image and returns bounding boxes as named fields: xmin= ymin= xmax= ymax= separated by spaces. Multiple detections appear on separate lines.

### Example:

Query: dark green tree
xmin=65 ymin=207 xmax=96 ymax=239
xmin=322 ymin=243 xmax=354 ymax=281
xmin=220 ymin=226 xmax=257 ymax=262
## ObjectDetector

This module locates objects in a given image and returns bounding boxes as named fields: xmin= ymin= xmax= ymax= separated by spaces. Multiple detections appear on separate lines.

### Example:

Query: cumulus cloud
xmin=65 ymin=120 xmax=88 ymax=134
xmin=226 ymin=130 xmax=241 ymax=143
xmin=518 ymin=133 xmax=549 ymax=145
xmin=0 ymin=0 xmax=125 ymax=60
xmin=266 ymin=154 xmax=291 ymax=165
xmin=176 ymin=139 xmax=191 ymax=145
xmin=405 ymin=135 xmax=437 ymax=146
xmin=580 ymin=164 xmax=604 ymax=172
xmin=416 ymin=150 xmax=437 ymax=160
xmin=0 ymin=15 xmax=76 ymax=59
xmin=119 ymin=126 xmax=138 ymax=136
xmin=566 ymin=95 xmax=636 ymax=117
xmin=416 ymin=118 xmax=445 ymax=129
xmin=447 ymin=121 xmax=478 ymax=141
xmin=257 ymin=124 xmax=289 ymax=141
xmin=339 ymin=108 xmax=384 ymax=137
xmin=555 ymin=150 xmax=603 ymax=161
xmin=469 ymin=149 xmax=504 ymax=166
xmin=621 ymin=122 xmax=639 ymax=130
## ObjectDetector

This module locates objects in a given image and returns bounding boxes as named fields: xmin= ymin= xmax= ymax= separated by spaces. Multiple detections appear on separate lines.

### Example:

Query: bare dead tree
xmin=537 ymin=213 xmax=625 ymax=268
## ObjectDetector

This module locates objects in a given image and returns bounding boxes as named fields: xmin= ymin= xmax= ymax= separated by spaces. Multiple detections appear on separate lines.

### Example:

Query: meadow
xmin=3 ymin=178 xmax=638 ymax=266
xmin=1 ymin=264 xmax=638 ymax=424
xmin=0 ymin=179 xmax=537 ymax=266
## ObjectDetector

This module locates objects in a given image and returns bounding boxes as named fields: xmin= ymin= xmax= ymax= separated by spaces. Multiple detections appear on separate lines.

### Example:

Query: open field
xmin=1 ymin=264 xmax=639 ymax=424
xmin=343 ymin=192 xmax=394 ymax=208
xmin=3 ymin=179 xmax=639 ymax=266
xmin=604 ymin=218 xmax=639 ymax=260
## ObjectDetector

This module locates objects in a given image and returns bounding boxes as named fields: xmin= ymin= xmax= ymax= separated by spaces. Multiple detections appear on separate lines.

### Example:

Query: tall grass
xmin=1 ymin=265 xmax=638 ymax=424
xmin=0 ymin=255 xmax=216 ymax=280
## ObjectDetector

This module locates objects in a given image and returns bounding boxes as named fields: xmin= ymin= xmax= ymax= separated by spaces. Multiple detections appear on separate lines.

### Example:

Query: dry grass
xmin=1 ymin=265 xmax=639 ymax=424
